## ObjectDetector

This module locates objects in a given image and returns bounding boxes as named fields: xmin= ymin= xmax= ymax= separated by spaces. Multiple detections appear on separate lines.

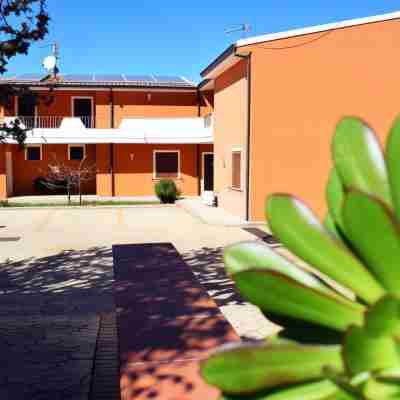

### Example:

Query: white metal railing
xmin=2 ymin=116 xmax=95 ymax=129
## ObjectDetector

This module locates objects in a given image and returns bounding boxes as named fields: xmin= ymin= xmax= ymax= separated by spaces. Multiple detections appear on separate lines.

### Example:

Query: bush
xmin=34 ymin=176 xmax=67 ymax=194
xmin=155 ymin=179 xmax=179 ymax=203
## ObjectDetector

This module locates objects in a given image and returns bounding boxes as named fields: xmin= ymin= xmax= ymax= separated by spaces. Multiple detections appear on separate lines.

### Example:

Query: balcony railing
xmin=2 ymin=116 xmax=95 ymax=129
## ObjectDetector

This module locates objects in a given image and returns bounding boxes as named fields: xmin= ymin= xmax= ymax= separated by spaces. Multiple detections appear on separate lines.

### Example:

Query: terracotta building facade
xmin=0 ymin=77 xmax=214 ymax=200
xmin=2 ymin=10 xmax=400 ymax=221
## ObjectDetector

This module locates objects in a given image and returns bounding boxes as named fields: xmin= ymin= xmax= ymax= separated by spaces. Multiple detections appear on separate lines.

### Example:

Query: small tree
xmin=0 ymin=0 xmax=50 ymax=143
xmin=42 ymin=156 xmax=96 ymax=205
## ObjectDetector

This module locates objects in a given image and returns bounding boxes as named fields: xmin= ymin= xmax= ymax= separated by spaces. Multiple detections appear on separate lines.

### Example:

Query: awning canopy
xmin=2 ymin=117 xmax=213 ymax=144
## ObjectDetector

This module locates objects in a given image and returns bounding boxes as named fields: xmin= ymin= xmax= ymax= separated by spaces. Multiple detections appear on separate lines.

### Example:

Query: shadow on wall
xmin=0 ymin=246 xmax=115 ymax=316
xmin=182 ymin=246 xmax=247 ymax=307
xmin=113 ymin=243 xmax=238 ymax=400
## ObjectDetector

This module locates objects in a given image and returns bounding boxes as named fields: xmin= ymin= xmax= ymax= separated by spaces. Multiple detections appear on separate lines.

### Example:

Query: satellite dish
xmin=43 ymin=55 xmax=57 ymax=71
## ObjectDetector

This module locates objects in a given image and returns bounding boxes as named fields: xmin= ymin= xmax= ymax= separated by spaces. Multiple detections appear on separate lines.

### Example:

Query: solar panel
xmin=124 ymin=75 xmax=154 ymax=82
xmin=16 ymin=73 xmax=43 ymax=81
xmin=94 ymin=74 xmax=124 ymax=82
xmin=63 ymin=74 xmax=94 ymax=82
xmin=153 ymin=75 xmax=187 ymax=83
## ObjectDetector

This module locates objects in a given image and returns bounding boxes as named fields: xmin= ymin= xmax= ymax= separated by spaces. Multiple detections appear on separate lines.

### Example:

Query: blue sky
xmin=5 ymin=1 xmax=400 ymax=83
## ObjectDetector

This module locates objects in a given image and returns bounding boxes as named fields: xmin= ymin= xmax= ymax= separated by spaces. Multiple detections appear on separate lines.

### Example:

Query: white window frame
xmin=231 ymin=147 xmax=243 ymax=191
xmin=153 ymin=150 xmax=181 ymax=179
xmin=71 ymin=96 xmax=94 ymax=118
xmin=68 ymin=144 xmax=86 ymax=161
xmin=25 ymin=144 xmax=42 ymax=161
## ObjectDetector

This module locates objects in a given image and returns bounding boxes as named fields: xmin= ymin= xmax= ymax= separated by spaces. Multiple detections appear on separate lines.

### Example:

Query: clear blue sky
xmin=5 ymin=1 xmax=400 ymax=83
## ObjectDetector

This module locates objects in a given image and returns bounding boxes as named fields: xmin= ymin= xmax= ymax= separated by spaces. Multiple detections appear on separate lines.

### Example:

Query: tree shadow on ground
xmin=181 ymin=246 xmax=246 ymax=307
xmin=0 ymin=246 xmax=115 ymax=316
xmin=113 ymin=243 xmax=239 ymax=400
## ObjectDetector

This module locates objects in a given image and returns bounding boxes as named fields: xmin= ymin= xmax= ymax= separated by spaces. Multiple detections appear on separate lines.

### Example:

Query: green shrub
xmin=154 ymin=179 xmax=179 ymax=203
xmin=201 ymin=116 xmax=400 ymax=399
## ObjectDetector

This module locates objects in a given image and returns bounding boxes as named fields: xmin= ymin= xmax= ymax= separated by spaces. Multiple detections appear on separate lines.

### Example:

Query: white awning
xmin=2 ymin=117 xmax=213 ymax=144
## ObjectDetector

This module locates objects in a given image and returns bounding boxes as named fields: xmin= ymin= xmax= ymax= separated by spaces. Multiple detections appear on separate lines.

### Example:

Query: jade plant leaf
xmin=332 ymin=116 xmax=392 ymax=207
xmin=326 ymin=168 xmax=346 ymax=230
xmin=218 ymin=380 xmax=355 ymax=400
xmin=233 ymin=270 xmax=364 ymax=331
xmin=224 ymin=241 xmax=337 ymax=296
xmin=342 ymin=191 xmax=400 ymax=295
xmin=343 ymin=326 xmax=400 ymax=376
xmin=361 ymin=378 xmax=400 ymax=400
xmin=266 ymin=194 xmax=384 ymax=304
xmin=386 ymin=115 xmax=400 ymax=221
xmin=365 ymin=295 xmax=400 ymax=338
xmin=201 ymin=341 xmax=343 ymax=395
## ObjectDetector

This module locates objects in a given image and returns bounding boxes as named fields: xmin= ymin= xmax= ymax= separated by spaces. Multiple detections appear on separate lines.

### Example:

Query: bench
xmin=112 ymin=243 xmax=239 ymax=400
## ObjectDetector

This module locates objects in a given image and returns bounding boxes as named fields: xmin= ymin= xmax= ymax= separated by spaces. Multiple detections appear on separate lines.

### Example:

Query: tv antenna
xmin=224 ymin=24 xmax=251 ymax=38
xmin=42 ymin=42 xmax=59 ymax=78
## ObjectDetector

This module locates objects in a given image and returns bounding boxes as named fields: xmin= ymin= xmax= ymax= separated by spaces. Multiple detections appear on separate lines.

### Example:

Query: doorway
xmin=72 ymin=97 xmax=93 ymax=128
xmin=202 ymin=152 xmax=214 ymax=204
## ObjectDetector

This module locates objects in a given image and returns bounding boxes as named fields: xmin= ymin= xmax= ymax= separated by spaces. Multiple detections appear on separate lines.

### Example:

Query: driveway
xmin=0 ymin=205 xmax=277 ymax=399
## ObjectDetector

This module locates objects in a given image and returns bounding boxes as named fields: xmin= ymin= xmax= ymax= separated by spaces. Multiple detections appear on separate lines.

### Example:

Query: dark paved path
xmin=113 ymin=243 xmax=239 ymax=400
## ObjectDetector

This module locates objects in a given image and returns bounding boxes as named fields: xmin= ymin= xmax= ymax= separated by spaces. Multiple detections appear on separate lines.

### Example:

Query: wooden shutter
xmin=232 ymin=151 xmax=242 ymax=189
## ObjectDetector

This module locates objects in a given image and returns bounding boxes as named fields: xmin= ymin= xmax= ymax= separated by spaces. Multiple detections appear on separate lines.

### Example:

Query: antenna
xmin=42 ymin=41 xmax=59 ymax=78
xmin=224 ymin=24 xmax=251 ymax=38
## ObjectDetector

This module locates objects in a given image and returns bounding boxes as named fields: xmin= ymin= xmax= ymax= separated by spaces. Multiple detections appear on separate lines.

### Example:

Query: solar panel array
xmin=0 ymin=74 xmax=194 ymax=87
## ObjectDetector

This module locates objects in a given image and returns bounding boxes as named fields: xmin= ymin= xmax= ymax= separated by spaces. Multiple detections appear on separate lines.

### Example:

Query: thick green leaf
xmin=233 ymin=270 xmax=364 ymax=331
xmin=386 ymin=115 xmax=400 ymax=221
xmin=365 ymin=295 xmax=400 ymax=338
xmin=266 ymin=194 xmax=384 ymax=305
xmin=201 ymin=341 xmax=342 ymax=394
xmin=362 ymin=378 xmax=400 ymax=399
xmin=324 ymin=213 xmax=344 ymax=242
xmin=326 ymin=168 xmax=346 ymax=230
xmin=332 ymin=116 xmax=392 ymax=207
xmin=224 ymin=241 xmax=337 ymax=297
xmin=342 ymin=191 xmax=400 ymax=295
xmin=343 ymin=326 xmax=400 ymax=376
xmin=219 ymin=380 xmax=354 ymax=400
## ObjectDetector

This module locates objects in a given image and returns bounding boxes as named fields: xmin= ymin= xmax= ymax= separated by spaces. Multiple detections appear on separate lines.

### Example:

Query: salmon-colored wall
xmin=113 ymin=143 xmax=206 ymax=196
xmin=1 ymin=89 xmax=211 ymax=128
xmin=11 ymin=143 xmax=96 ymax=196
xmin=113 ymin=91 xmax=200 ymax=127
xmin=96 ymin=143 xmax=113 ymax=196
xmin=235 ymin=18 xmax=400 ymax=221
xmin=213 ymin=59 xmax=248 ymax=219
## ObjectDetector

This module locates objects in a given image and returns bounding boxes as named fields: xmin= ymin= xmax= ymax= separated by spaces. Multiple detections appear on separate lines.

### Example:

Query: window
xmin=154 ymin=151 xmax=180 ymax=179
xmin=232 ymin=149 xmax=242 ymax=190
xmin=25 ymin=145 xmax=42 ymax=161
xmin=68 ymin=144 xmax=86 ymax=161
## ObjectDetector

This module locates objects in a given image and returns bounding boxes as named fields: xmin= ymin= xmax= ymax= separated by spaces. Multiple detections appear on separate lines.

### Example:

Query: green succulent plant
xmin=201 ymin=116 xmax=400 ymax=399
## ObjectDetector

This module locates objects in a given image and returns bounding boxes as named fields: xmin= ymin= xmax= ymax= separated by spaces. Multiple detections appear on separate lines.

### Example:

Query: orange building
xmin=2 ymin=10 xmax=400 ymax=222
xmin=200 ymin=10 xmax=400 ymax=221
xmin=0 ymin=75 xmax=214 ymax=200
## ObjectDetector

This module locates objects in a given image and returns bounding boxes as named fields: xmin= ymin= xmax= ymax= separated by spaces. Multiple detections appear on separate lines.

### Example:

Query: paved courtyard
xmin=0 ymin=205 xmax=278 ymax=399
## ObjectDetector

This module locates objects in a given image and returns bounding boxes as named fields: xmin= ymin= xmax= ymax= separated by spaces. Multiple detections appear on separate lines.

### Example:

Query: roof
xmin=3 ymin=117 xmax=213 ymax=144
xmin=201 ymin=10 xmax=400 ymax=79
xmin=0 ymin=73 xmax=196 ymax=89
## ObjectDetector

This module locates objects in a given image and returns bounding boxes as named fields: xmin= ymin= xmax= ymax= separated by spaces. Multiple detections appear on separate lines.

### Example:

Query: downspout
xmin=196 ymin=88 xmax=201 ymax=117
xmin=110 ymin=88 xmax=115 ymax=197
xmin=235 ymin=51 xmax=252 ymax=221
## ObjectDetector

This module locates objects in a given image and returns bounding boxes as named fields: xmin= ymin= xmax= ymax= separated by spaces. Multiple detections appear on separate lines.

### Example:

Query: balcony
xmin=2 ymin=116 xmax=95 ymax=129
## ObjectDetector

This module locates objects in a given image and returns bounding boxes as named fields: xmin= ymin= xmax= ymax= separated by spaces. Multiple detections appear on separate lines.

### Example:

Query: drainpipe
xmin=110 ymin=89 xmax=115 ymax=197
xmin=235 ymin=51 xmax=252 ymax=221
xmin=196 ymin=88 xmax=201 ymax=117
